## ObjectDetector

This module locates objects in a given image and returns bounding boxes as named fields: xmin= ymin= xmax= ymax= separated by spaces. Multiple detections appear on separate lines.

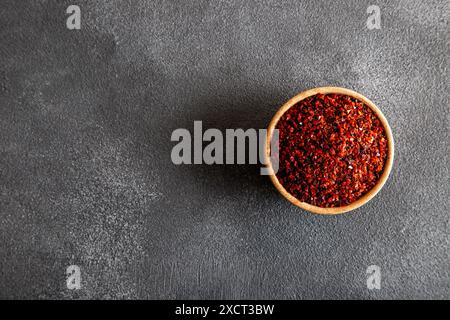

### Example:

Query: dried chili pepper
xmin=275 ymin=93 xmax=388 ymax=208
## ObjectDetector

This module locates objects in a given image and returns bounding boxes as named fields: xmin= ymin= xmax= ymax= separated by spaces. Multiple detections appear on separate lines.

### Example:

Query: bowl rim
xmin=265 ymin=86 xmax=394 ymax=214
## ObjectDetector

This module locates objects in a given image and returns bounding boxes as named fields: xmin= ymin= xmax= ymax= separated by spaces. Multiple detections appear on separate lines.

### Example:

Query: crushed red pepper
xmin=275 ymin=93 xmax=388 ymax=208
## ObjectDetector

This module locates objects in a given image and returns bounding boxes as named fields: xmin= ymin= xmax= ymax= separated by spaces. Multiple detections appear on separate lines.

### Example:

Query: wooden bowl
xmin=265 ymin=87 xmax=394 ymax=214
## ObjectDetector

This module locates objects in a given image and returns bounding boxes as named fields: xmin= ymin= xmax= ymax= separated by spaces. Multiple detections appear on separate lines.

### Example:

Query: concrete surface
xmin=0 ymin=0 xmax=448 ymax=299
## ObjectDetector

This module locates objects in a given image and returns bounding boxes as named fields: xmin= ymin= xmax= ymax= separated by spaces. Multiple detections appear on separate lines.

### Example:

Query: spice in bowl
xmin=274 ymin=92 xmax=389 ymax=209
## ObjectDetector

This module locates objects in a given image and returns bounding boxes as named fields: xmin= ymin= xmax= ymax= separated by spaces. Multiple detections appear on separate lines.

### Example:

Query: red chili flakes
xmin=275 ymin=93 xmax=388 ymax=208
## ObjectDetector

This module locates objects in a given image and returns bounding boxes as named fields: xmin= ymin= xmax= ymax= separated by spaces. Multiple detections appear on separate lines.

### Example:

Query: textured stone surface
xmin=0 ymin=0 xmax=448 ymax=299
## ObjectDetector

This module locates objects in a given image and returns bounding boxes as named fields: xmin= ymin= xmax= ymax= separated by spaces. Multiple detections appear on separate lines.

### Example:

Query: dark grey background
xmin=0 ymin=0 xmax=448 ymax=299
